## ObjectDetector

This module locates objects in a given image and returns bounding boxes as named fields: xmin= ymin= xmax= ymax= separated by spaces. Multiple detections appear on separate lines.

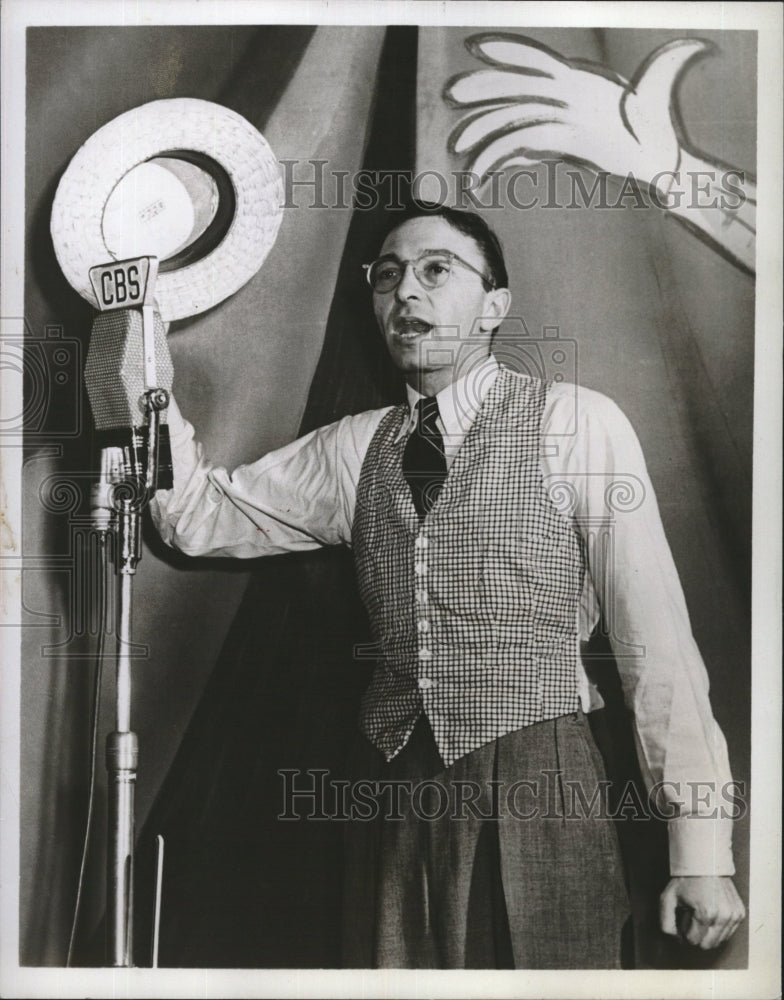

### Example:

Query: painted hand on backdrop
xmin=446 ymin=34 xmax=704 ymax=188
xmin=445 ymin=34 xmax=756 ymax=273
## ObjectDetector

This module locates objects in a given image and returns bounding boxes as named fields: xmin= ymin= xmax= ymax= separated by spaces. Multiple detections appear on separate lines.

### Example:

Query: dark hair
xmin=381 ymin=201 xmax=509 ymax=290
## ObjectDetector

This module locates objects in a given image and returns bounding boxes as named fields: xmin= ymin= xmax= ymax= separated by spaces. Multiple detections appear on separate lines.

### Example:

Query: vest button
xmin=418 ymin=648 xmax=432 ymax=661
xmin=414 ymin=561 xmax=427 ymax=576
xmin=415 ymin=535 xmax=429 ymax=549
xmin=417 ymin=619 xmax=430 ymax=633
xmin=418 ymin=676 xmax=434 ymax=690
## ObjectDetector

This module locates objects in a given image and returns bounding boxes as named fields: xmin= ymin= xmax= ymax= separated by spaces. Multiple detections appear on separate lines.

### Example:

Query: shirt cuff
xmin=668 ymin=815 xmax=735 ymax=876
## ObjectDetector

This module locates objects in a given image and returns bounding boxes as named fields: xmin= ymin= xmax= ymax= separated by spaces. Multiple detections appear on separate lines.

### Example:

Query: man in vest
xmin=152 ymin=202 xmax=745 ymax=968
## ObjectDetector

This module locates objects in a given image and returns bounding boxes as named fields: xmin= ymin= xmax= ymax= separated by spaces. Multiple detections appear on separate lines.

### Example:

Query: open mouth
xmin=394 ymin=317 xmax=433 ymax=337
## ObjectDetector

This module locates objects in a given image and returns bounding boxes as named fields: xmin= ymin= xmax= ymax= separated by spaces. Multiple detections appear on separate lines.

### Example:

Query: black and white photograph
xmin=0 ymin=1 xmax=781 ymax=997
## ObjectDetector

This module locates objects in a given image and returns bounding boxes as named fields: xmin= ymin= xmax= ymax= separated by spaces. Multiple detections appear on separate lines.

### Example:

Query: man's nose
xmin=394 ymin=262 xmax=422 ymax=301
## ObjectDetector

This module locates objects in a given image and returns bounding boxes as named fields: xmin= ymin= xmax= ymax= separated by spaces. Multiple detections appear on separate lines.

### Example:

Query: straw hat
xmin=50 ymin=98 xmax=283 ymax=322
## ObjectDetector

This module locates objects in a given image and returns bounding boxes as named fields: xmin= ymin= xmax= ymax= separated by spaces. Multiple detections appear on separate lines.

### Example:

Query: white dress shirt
xmin=152 ymin=355 xmax=736 ymax=876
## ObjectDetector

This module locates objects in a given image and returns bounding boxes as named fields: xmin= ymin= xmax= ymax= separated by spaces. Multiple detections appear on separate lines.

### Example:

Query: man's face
xmin=372 ymin=217 xmax=508 ymax=391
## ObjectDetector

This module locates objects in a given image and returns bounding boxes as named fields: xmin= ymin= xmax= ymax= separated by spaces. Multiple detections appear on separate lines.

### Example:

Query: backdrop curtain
xmin=21 ymin=23 xmax=387 ymax=966
xmin=414 ymin=27 xmax=754 ymax=968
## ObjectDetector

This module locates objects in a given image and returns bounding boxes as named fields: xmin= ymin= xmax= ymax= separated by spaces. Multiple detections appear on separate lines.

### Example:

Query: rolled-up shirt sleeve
xmin=544 ymin=385 xmax=736 ymax=877
xmin=150 ymin=395 xmax=387 ymax=558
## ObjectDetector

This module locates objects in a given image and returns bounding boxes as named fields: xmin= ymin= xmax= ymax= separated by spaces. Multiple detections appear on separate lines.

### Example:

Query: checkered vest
xmin=352 ymin=368 xmax=585 ymax=766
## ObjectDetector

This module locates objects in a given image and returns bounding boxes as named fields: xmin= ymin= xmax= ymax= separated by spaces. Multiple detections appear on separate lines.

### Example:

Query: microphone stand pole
xmin=105 ymin=386 xmax=169 ymax=967
xmin=106 ymin=550 xmax=137 ymax=967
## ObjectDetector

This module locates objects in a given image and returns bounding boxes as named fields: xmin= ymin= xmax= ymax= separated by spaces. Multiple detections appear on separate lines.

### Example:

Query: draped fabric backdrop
xmin=21 ymin=25 xmax=754 ymax=968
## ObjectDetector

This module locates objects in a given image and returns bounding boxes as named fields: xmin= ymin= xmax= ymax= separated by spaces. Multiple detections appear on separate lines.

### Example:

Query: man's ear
xmin=479 ymin=287 xmax=512 ymax=333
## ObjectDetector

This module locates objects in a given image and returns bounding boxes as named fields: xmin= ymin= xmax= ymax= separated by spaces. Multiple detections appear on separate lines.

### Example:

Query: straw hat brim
xmin=50 ymin=98 xmax=283 ymax=322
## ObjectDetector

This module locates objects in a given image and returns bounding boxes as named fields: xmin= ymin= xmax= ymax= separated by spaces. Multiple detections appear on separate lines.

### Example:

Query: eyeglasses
xmin=363 ymin=251 xmax=496 ymax=293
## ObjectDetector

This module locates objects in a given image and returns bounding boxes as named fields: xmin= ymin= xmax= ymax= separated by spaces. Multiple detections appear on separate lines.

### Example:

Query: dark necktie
xmin=403 ymin=396 xmax=447 ymax=519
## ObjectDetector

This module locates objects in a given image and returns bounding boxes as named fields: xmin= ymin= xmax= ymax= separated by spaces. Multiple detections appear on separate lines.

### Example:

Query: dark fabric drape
xmin=22 ymin=24 xmax=386 ymax=965
xmin=128 ymin=548 xmax=370 ymax=968
xmin=127 ymin=26 xmax=418 ymax=969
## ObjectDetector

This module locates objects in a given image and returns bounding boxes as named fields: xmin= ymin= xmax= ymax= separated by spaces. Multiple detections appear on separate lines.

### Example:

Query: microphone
xmin=84 ymin=257 xmax=174 ymax=491
xmin=85 ymin=309 xmax=172 ymax=431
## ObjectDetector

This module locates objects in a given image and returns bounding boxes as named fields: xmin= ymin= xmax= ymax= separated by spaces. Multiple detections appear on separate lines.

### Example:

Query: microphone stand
xmin=105 ymin=386 xmax=169 ymax=968
xmin=84 ymin=253 xmax=169 ymax=966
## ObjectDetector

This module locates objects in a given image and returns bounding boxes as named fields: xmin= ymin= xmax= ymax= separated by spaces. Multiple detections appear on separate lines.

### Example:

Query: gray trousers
xmin=342 ymin=711 xmax=631 ymax=968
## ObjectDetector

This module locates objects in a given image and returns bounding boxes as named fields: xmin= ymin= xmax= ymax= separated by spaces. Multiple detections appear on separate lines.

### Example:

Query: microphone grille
xmin=85 ymin=310 xmax=173 ymax=430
